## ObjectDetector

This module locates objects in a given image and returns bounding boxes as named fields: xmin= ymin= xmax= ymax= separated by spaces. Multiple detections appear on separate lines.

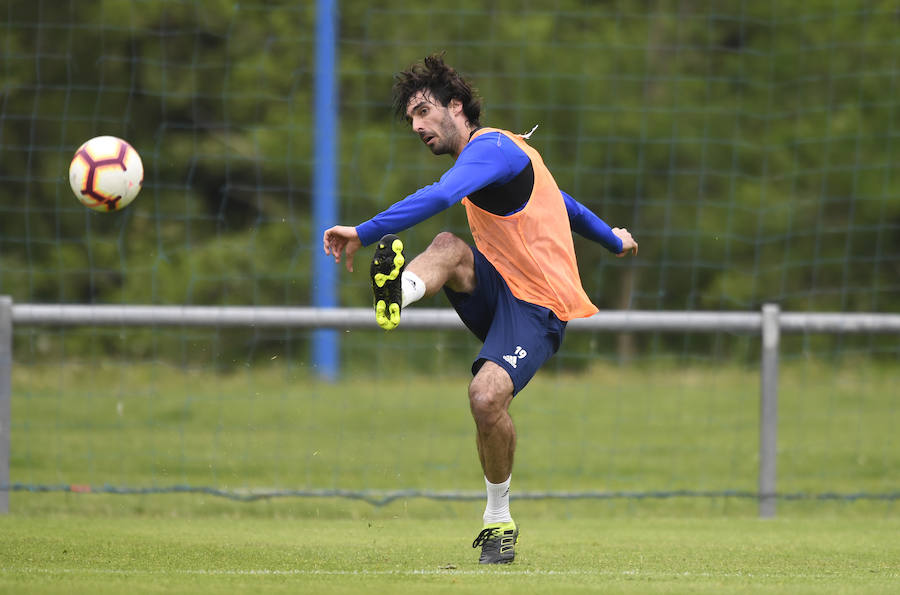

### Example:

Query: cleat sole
xmin=373 ymin=239 xmax=405 ymax=288
xmin=370 ymin=235 xmax=405 ymax=331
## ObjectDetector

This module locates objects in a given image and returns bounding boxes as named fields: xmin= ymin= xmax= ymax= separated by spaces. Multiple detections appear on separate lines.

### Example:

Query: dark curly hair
xmin=391 ymin=53 xmax=482 ymax=127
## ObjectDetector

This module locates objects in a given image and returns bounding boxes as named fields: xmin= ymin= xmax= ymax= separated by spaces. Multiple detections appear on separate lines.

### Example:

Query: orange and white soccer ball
xmin=69 ymin=136 xmax=143 ymax=212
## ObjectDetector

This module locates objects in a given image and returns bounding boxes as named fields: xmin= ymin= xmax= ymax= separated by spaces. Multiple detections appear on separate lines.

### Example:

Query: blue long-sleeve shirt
xmin=355 ymin=130 xmax=623 ymax=254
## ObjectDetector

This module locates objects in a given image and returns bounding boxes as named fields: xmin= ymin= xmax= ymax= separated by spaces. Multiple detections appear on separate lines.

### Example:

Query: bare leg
xmin=469 ymin=361 xmax=516 ymax=483
xmin=407 ymin=233 xmax=515 ymax=480
xmin=406 ymin=232 xmax=476 ymax=296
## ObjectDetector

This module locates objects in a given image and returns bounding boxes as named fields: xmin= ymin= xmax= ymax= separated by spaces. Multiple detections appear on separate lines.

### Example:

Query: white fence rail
xmin=2 ymin=297 xmax=899 ymax=516
xmin=8 ymin=302 xmax=900 ymax=333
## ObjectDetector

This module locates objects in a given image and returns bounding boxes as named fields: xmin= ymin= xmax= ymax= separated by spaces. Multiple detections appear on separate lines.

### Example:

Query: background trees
xmin=2 ymin=1 xmax=897 ymax=336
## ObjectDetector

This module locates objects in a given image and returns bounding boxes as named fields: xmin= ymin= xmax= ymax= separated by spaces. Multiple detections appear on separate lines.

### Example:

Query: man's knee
xmin=428 ymin=231 xmax=467 ymax=256
xmin=424 ymin=231 xmax=474 ymax=293
xmin=469 ymin=389 xmax=505 ymax=428
xmin=468 ymin=364 xmax=514 ymax=428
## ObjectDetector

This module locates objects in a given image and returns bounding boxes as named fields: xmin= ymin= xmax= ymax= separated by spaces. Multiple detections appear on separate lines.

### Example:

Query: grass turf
xmin=1 ymin=514 xmax=898 ymax=594
xmin=10 ymin=358 xmax=898 ymax=497
xmin=4 ymin=359 xmax=898 ymax=592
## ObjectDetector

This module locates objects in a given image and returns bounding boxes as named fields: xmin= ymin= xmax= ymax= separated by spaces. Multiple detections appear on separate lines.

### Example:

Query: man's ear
xmin=448 ymin=98 xmax=463 ymax=115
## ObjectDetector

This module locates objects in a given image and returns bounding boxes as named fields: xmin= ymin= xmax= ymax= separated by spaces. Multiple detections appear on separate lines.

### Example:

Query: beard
xmin=426 ymin=111 xmax=462 ymax=156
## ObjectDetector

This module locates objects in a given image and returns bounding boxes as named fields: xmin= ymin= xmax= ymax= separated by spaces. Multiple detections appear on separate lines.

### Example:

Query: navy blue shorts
xmin=444 ymin=246 xmax=567 ymax=395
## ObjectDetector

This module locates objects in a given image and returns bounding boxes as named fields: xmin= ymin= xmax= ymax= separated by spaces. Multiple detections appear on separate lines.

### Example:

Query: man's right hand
xmin=323 ymin=225 xmax=362 ymax=272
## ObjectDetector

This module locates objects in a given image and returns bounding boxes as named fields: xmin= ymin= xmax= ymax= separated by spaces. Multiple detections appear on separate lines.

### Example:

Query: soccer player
xmin=323 ymin=54 xmax=638 ymax=564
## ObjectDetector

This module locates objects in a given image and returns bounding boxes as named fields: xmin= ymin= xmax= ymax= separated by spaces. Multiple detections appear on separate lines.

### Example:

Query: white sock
xmin=400 ymin=271 xmax=425 ymax=308
xmin=483 ymin=475 xmax=512 ymax=524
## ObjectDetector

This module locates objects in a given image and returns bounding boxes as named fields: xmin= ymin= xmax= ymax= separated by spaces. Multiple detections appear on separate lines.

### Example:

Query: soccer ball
xmin=69 ymin=136 xmax=143 ymax=212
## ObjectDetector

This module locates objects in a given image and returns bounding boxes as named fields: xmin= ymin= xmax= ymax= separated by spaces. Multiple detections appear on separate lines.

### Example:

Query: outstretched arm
xmin=354 ymin=134 xmax=523 ymax=247
xmin=562 ymin=190 xmax=638 ymax=257
xmin=322 ymin=136 xmax=515 ymax=272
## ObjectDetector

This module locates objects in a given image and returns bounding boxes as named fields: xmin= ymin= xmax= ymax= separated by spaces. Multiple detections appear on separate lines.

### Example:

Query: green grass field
xmin=2 ymin=514 xmax=898 ymax=593
xmin=3 ymin=358 xmax=898 ymax=592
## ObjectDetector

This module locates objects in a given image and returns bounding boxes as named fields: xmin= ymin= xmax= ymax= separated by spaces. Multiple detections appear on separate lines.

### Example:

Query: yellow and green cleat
xmin=370 ymin=234 xmax=405 ymax=330
xmin=472 ymin=520 xmax=518 ymax=564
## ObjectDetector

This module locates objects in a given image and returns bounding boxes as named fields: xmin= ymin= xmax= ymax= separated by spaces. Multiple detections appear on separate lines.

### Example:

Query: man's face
xmin=405 ymin=90 xmax=463 ymax=156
